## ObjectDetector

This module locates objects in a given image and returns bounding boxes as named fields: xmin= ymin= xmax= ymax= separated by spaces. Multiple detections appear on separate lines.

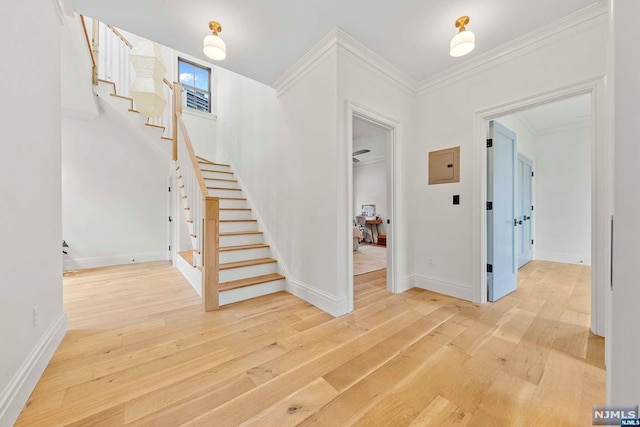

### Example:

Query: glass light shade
xmin=203 ymin=34 xmax=226 ymax=60
xmin=450 ymin=30 xmax=475 ymax=57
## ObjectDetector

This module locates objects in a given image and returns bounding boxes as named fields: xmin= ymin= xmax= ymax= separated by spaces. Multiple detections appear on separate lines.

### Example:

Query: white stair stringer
xmin=93 ymin=80 xmax=171 ymax=158
xmin=176 ymin=155 xmax=286 ymax=306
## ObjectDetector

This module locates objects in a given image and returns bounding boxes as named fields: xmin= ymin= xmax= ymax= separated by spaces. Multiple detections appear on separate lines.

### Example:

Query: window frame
xmin=178 ymin=57 xmax=212 ymax=114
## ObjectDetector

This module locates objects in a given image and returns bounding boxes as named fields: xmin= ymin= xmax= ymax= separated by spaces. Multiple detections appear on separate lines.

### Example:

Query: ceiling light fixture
xmin=450 ymin=16 xmax=475 ymax=57
xmin=203 ymin=21 xmax=226 ymax=61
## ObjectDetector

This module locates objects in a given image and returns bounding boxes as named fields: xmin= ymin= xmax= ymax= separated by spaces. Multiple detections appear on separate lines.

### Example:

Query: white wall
xmin=535 ymin=126 xmax=591 ymax=265
xmin=62 ymin=112 xmax=170 ymax=270
xmin=412 ymin=15 xmax=608 ymax=302
xmin=610 ymin=0 xmax=640 ymax=406
xmin=337 ymin=45 xmax=416 ymax=299
xmin=215 ymin=51 xmax=343 ymax=314
xmin=0 ymin=3 xmax=66 ymax=425
xmin=182 ymin=110 xmax=217 ymax=159
xmin=353 ymin=161 xmax=387 ymax=235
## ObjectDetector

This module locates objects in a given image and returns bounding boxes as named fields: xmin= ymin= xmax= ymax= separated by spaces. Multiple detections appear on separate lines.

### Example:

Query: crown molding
xmin=272 ymin=29 xmax=339 ymax=95
xmin=417 ymin=2 xmax=609 ymax=95
xmin=272 ymin=28 xmax=418 ymax=96
xmin=334 ymin=29 xmax=417 ymax=94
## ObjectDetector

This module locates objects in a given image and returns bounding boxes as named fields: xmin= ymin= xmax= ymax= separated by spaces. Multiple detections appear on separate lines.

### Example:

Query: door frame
xmin=345 ymin=100 xmax=400 ymax=313
xmin=472 ymin=77 xmax=610 ymax=336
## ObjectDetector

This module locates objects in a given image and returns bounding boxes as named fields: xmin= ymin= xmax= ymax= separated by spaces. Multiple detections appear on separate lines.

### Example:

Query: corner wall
xmin=413 ymin=14 xmax=608 ymax=302
xmin=0 ymin=3 xmax=66 ymax=424
xmin=62 ymin=112 xmax=170 ymax=270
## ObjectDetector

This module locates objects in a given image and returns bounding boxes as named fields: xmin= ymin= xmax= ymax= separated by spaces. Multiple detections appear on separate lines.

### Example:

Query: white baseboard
xmin=0 ymin=310 xmax=67 ymax=426
xmin=174 ymin=253 xmax=202 ymax=296
xmin=397 ymin=276 xmax=415 ymax=293
xmin=535 ymin=251 xmax=591 ymax=266
xmin=286 ymin=279 xmax=349 ymax=318
xmin=63 ymin=251 xmax=169 ymax=271
xmin=412 ymin=274 xmax=474 ymax=301
xmin=219 ymin=279 xmax=286 ymax=306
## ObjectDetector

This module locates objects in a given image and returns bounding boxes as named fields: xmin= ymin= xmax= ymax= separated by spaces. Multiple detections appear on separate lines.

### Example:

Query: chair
xmin=355 ymin=216 xmax=372 ymax=243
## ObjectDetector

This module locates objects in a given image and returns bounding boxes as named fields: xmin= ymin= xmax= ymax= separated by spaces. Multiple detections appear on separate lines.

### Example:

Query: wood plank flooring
xmin=16 ymin=260 xmax=604 ymax=426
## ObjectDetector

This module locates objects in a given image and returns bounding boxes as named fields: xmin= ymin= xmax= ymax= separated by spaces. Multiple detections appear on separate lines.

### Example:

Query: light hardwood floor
xmin=16 ymin=260 xmax=604 ymax=426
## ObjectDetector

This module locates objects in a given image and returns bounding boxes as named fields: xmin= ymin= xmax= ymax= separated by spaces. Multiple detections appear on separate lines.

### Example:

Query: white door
xmin=487 ymin=121 xmax=518 ymax=301
xmin=517 ymin=156 xmax=533 ymax=268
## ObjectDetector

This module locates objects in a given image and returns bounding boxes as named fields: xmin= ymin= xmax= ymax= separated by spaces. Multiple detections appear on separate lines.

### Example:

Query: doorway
xmin=484 ymin=93 xmax=595 ymax=318
xmin=346 ymin=102 xmax=399 ymax=313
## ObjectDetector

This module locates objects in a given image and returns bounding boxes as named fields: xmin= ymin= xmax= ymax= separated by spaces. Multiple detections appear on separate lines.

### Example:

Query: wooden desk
xmin=365 ymin=219 xmax=382 ymax=244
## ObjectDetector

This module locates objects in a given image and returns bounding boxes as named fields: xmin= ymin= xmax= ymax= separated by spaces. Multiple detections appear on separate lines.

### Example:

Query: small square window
xmin=178 ymin=58 xmax=211 ymax=113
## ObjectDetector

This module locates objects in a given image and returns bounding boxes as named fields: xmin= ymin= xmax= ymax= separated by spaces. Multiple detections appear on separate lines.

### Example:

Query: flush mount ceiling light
xmin=450 ymin=16 xmax=475 ymax=57
xmin=203 ymin=20 xmax=226 ymax=61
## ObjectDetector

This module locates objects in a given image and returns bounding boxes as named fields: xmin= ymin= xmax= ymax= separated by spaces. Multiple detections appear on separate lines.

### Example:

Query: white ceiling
xmin=72 ymin=0 xmax=601 ymax=86
xmin=515 ymin=94 xmax=591 ymax=136
xmin=353 ymin=117 xmax=387 ymax=165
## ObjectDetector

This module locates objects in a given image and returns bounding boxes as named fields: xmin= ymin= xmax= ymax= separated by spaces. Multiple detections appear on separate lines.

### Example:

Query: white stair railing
xmin=81 ymin=16 xmax=173 ymax=138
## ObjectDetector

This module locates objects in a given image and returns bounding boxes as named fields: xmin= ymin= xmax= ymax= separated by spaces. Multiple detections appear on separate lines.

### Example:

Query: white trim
xmin=174 ymin=252 xmax=201 ymax=295
xmin=474 ymin=77 xmax=609 ymax=337
xmin=535 ymin=251 xmax=592 ymax=266
xmin=63 ymin=251 xmax=169 ymax=271
xmin=273 ymin=28 xmax=416 ymax=95
xmin=413 ymin=274 xmax=474 ymax=301
xmin=335 ymin=30 xmax=416 ymax=94
xmin=398 ymin=276 xmax=415 ymax=293
xmin=346 ymin=101 xmax=400 ymax=314
xmin=182 ymin=108 xmax=217 ymax=122
xmin=0 ymin=311 xmax=67 ymax=426
xmin=272 ymin=30 xmax=339 ymax=95
xmin=417 ymin=3 xmax=609 ymax=95
xmin=287 ymin=279 xmax=349 ymax=318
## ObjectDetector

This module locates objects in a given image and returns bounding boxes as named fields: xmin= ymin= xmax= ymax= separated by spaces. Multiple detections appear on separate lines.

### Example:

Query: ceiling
xmin=72 ymin=0 xmax=602 ymax=86
xmin=353 ymin=117 xmax=387 ymax=165
xmin=515 ymin=94 xmax=591 ymax=136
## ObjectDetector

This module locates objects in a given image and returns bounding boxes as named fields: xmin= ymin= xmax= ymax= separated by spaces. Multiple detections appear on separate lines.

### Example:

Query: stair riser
xmin=219 ymin=262 xmax=278 ymax=283
xmin=219 ymin=199 xmax=247 ymax=209
xmin=220 ymin=210 xmax=253 ymax=220
xmin=219 ymin=279 xmax=286 ymax=306
xmin=220 ymin=222 xmax=258 ymax=233
xmin=219 ymin=247 xmax=271 ymax=264
xmin=198 ymin=162 xmax=231 ymax=172
xmin=203 ymin=180 xmax=238 ymax=189
xmin=220 ymin=233 xmax=263 ymax=247
xmin=201 ymin=170 xmax=234 ymax=180
xmin=208 ymin=188 xmax=244 ymax=198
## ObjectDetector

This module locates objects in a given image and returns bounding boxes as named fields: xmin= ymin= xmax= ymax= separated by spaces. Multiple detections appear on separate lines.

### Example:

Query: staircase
xmin=178 ymin=155 xmax=286 ymax=305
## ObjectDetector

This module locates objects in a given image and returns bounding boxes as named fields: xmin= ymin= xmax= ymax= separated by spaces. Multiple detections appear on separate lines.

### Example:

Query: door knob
xmin=514 ymin=219 xmax=522 ymax=226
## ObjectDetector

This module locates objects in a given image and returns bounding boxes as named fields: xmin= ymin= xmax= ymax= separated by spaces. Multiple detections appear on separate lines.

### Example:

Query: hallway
xmin=16 ymin=261 xmax=603 ymax=426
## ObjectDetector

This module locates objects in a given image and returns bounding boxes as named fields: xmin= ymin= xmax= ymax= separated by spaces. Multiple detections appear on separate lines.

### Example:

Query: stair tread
xmin=204 ymin=177 xmax=237 ymax=182
xmin=197 ymin=157 xmax=230 ymax=167
xmin=201 ymin=169 xmax=233 ymax=174
xmin=110 ymin=93 xmax=133 ymax=101
xmin=216 ymin=197 xmax=246 ymax=201
xmin=219 ymin=273 xmax=285 ymax=292
xmin=220 ymin=219 xmax=257 ymax=223
xmin=208 ymin=187 xmax=242 ymax=191
xmin=145 ymin=123 xmax=165 ymax=130
xmin=220 ymin=257 xmax=276 ymax=270
xmin=219 ymin=243 xmax=270 ymax=252
xmin=220 ymin=231 xmax=262 ymax=236
xmin=220 ymin=208 xmax=251 ymax=211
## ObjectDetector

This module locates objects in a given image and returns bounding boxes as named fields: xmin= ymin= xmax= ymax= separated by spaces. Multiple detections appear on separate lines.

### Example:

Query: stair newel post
xmin=172 ymin=82 xmax=182 ymax=161
xmin=203 ymin=196 xmax=220 ymax=311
